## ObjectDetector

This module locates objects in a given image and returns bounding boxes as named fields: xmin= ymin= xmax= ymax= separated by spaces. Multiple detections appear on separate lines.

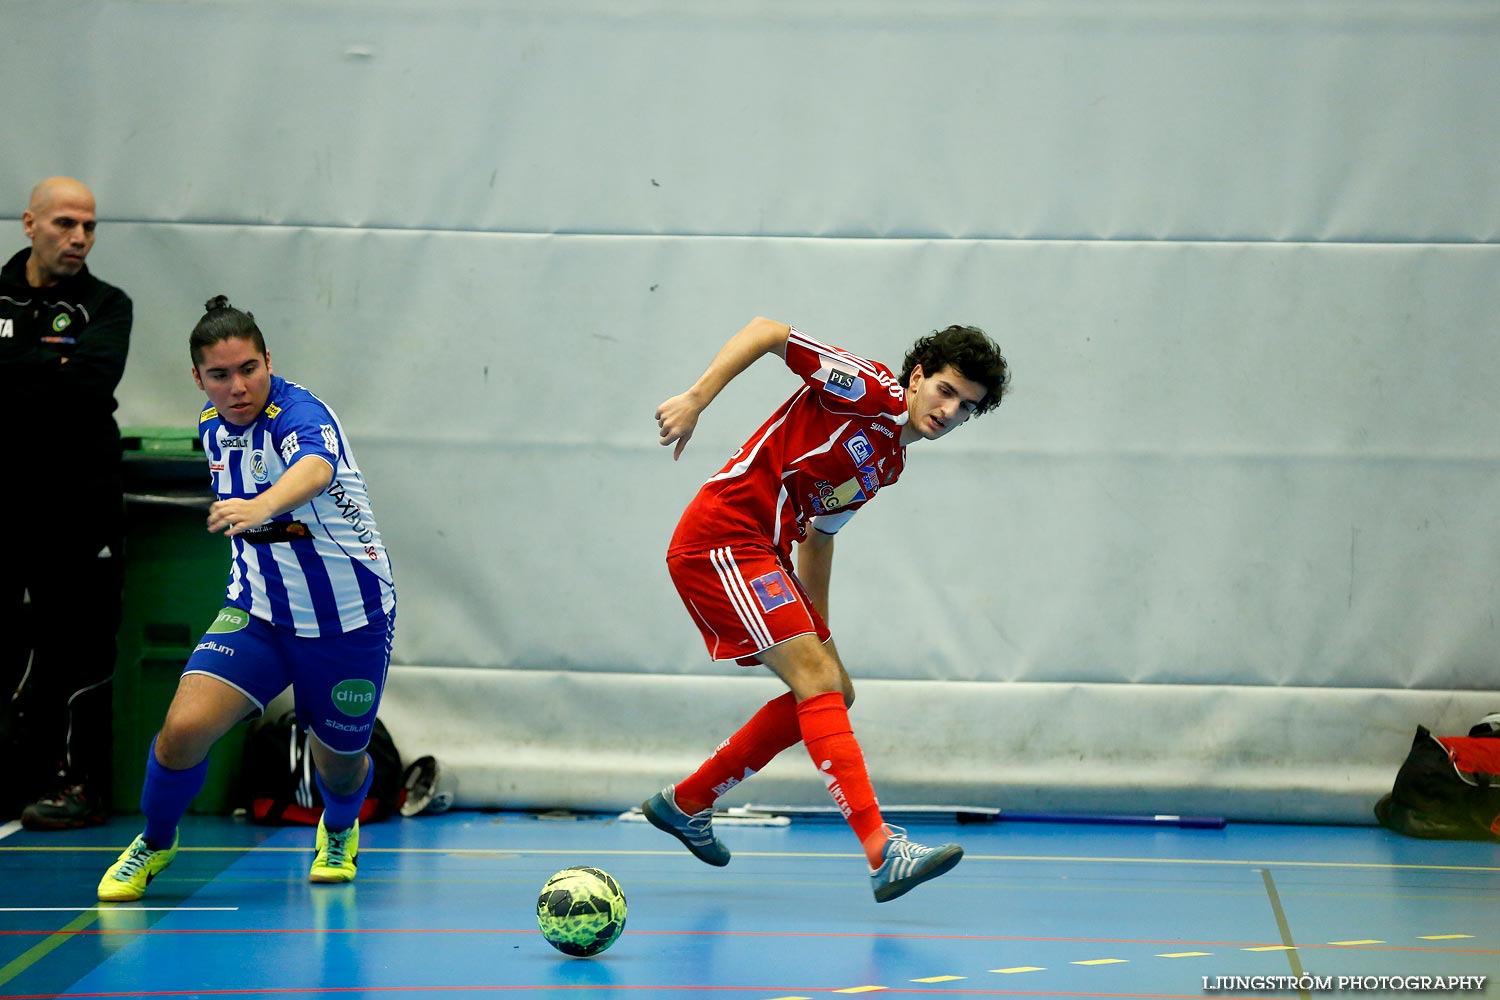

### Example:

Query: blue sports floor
xmin=1 ymin=810 xmax=1496 ymax=998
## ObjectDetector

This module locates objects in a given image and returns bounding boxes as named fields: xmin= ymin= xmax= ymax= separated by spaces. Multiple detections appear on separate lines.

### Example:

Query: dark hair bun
xmin=204 ymin=294 xmax=232 ymax=312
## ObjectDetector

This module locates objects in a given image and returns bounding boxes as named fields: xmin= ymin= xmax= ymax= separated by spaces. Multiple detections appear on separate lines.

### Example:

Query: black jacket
xmin=0 ymin=247 xmax=133 ymax=469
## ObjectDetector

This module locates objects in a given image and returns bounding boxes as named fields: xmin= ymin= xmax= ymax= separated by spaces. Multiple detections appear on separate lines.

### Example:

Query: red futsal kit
xmin=668 ymin=327 xmax=909 ymax=664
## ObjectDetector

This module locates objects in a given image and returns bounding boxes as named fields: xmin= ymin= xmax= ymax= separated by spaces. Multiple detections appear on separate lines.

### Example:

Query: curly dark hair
xmin=899 ymin=325 xmax=1010 ymax=416
xmin=189 ymin=294 xmax=267 ymax=365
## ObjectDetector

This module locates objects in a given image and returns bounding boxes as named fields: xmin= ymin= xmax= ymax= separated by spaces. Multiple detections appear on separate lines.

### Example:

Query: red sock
xmin=796 ymin=691 xmax=886 ymax=865
xmin=674 ymin=693 xmax=802 ymax=814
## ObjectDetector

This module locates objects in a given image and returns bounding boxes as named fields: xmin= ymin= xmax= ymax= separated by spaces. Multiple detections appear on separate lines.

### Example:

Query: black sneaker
xmin=22 ymin=782 xmax=107 ymax=830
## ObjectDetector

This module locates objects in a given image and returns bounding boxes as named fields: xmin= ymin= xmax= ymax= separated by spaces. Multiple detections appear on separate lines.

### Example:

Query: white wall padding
xmin=4 ymin=1 xmax=1497 ymax=242
xmin=378 ymin=665 xmax=1499 ymax=825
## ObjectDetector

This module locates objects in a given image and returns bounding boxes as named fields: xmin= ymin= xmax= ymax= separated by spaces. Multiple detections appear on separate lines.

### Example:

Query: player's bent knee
xmin=156 ymin=685 xmax=253 ymax=769
xmin=760 ymin=636 xmax=853 ymax=702
xmin=794 ymin=665 xmax=846 ymax=702
xmin=152 ymin=722 xmax=216 ymax=770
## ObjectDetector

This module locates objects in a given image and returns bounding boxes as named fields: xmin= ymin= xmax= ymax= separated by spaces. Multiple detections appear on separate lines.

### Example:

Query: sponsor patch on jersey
xmin=331 ymin=678 xmax=378 ymax=718
xmin=264 ymin=402 xmax=282 ymax=418
xmin=813 ymin=475 xmax=868 ymax=513
xmin=200 ymin=407 xmax=219 ymax=423
xmin=322 ymin=718 xmax=373 ymax=733
xmin=320 ymin=423 xmax=338 ymax=454
xmin=40 ymin=335 xmax=76 ymax=344
xmin=220 ymin=433 xmax=248 ymax=449
xmin=822 ymin=363 xmax=866 ymax=402
xmin=239 ymin=520 xmax=312 ymax=544
xmin=844 ymin=431 xmax=875 ymax=466
xmin=207 ymin=607 xmax=251 ymax=634
xmin=749 ymin=570 xmax=798 ymax=613
xmin=51 ymin=314 xmax=71 ymax=332
xmin=250 ymin=450 xmax=270 ymax=483
xmin=209 ymin=461 xmax=225 ymax=472
xmin=280 ymin=430 xmax=300 ymax=464
xmin=858 ymin=463 xmax=879 ymax=493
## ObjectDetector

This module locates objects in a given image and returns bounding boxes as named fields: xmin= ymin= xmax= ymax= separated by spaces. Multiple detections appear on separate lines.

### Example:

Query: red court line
xmin=0 ymin=988 xmax=1265 ymax=1000
xmin=0 ymin=926 xmax=1492 ymax=954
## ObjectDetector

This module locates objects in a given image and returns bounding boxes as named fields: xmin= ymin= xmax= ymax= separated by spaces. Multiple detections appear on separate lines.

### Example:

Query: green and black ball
xmin=536 ymin=866 xmax=627 ymax=957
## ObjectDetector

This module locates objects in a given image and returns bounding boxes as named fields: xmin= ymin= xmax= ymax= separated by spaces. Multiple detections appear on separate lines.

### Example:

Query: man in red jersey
xmin=642 ymin=316 xmax=1009 ymax=902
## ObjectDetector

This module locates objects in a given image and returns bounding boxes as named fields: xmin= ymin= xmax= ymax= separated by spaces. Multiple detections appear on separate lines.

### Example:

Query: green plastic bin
xmin=112 ymin=427 xmax=245 ymax=815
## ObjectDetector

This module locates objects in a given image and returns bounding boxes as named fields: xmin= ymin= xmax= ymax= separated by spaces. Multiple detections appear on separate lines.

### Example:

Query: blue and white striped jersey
xmin=198 ymin=375 xmax=396 ymax=637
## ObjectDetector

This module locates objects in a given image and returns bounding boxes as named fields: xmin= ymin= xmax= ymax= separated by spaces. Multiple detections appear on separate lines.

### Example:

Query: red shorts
xmin=668 ymin=543 xmax=830 ymax=665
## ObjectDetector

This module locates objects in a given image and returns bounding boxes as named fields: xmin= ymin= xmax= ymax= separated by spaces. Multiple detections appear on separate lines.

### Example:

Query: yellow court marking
xmin=0 ymin=910 xmax=100 ymax=989
xmin=833 ymin=988 xmax=886 ymax=994
xmin=1158 ymin=951 xmax=1213 ymax=958
xmin=1072 ymin=958 xmax=1128 ymax=966
xmin=1245 ymin=945 xmax=1298 ymax=952
xmin=961 ymin=853 xmax=1500 ymax=874
xmin=1329 ymin=939 xmax=1384 ymax=946
xmin=1420 ymin=934 xmax=1474 ymax=940
xmin=991 ymin=966 xmax=1045 ymax=974
xmin=911 ymin=976 xmax=966 ymax=983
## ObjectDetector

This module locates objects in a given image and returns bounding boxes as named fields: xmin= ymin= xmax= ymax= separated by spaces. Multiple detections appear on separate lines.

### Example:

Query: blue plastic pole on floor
xmin=741 ymin=803 xmax=1226 ymax=829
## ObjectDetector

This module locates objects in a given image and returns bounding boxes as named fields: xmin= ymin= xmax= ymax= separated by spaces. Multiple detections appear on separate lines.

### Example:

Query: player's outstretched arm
xmin=796 ymin=526 xmax=836 ymax=624
xmin=656 ymin=317 xmax=790 ymax=461
xmin=208 ymin=454 xmax=335 ymax=536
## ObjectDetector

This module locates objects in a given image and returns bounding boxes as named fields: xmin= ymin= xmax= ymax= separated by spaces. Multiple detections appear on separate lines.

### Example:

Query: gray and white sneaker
xmin=641 ymin=786 xmax=731 ymax=867
xmin=870 ymin=826 xmax=963 ymax=902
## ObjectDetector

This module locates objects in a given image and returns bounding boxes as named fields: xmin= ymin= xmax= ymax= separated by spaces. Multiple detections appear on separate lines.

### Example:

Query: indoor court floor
xmin=1 ymin=809 xmax=1496 ymax=998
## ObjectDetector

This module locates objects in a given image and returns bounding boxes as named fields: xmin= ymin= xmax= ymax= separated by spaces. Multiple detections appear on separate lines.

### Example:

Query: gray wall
xmin=6 ymin=0 xmax=1498 ymax=821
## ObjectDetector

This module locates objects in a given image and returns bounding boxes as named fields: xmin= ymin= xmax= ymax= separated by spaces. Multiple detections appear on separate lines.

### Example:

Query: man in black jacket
xmin=0 ymin=177 xmax=133 ymax=828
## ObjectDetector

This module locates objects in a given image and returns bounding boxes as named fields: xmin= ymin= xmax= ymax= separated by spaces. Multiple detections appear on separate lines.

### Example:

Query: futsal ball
xmin=536 ymin=866 xmax=627 ymax=957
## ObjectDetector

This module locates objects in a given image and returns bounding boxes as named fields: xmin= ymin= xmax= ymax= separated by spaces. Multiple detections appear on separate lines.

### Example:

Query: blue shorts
xmin=184 ymin=607 xmax=395 ymax=754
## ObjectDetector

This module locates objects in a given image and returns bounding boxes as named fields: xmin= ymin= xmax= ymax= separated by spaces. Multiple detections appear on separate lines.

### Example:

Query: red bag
xmin=240 ymin=711 xmax=406 ymax=825
xmin=1375 ymin=722 xmax=1500 ymax=841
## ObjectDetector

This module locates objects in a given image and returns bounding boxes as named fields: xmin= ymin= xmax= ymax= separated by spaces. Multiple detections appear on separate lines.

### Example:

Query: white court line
xmin=0 ymin=907 xmax=238 ymax=912
xmin=0 ymin=820 xmax=21 ymax=839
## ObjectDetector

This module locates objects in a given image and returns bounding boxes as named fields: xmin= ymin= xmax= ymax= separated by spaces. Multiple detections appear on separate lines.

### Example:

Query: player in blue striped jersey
xmin=198 ymin=358 xmax=394 ymax=637
xmin=99 ymin=296 xmax=397 ymax=901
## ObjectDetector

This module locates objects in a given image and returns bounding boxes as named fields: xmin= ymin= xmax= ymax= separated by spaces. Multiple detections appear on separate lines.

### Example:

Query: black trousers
xmin=0 ymin=473 xmax=124 ymax=800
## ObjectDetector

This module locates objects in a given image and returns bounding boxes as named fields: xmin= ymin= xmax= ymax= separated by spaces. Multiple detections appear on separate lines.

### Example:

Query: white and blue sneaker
xmin=641 ymin=786 xmax=731 ymax=867
xmin=870 ymin=826 xmax=963 ymax=902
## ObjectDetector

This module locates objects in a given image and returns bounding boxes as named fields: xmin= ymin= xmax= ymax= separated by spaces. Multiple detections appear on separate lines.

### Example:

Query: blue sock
xmin=140 ymin=737 xmax=209 ymax=850
xmin=315 ymin=755 xmax=373 ymax=832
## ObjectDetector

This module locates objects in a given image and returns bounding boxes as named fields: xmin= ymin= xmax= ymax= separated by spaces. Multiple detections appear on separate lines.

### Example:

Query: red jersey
xmin=670 ymin=328 xmax=909 ymax=560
